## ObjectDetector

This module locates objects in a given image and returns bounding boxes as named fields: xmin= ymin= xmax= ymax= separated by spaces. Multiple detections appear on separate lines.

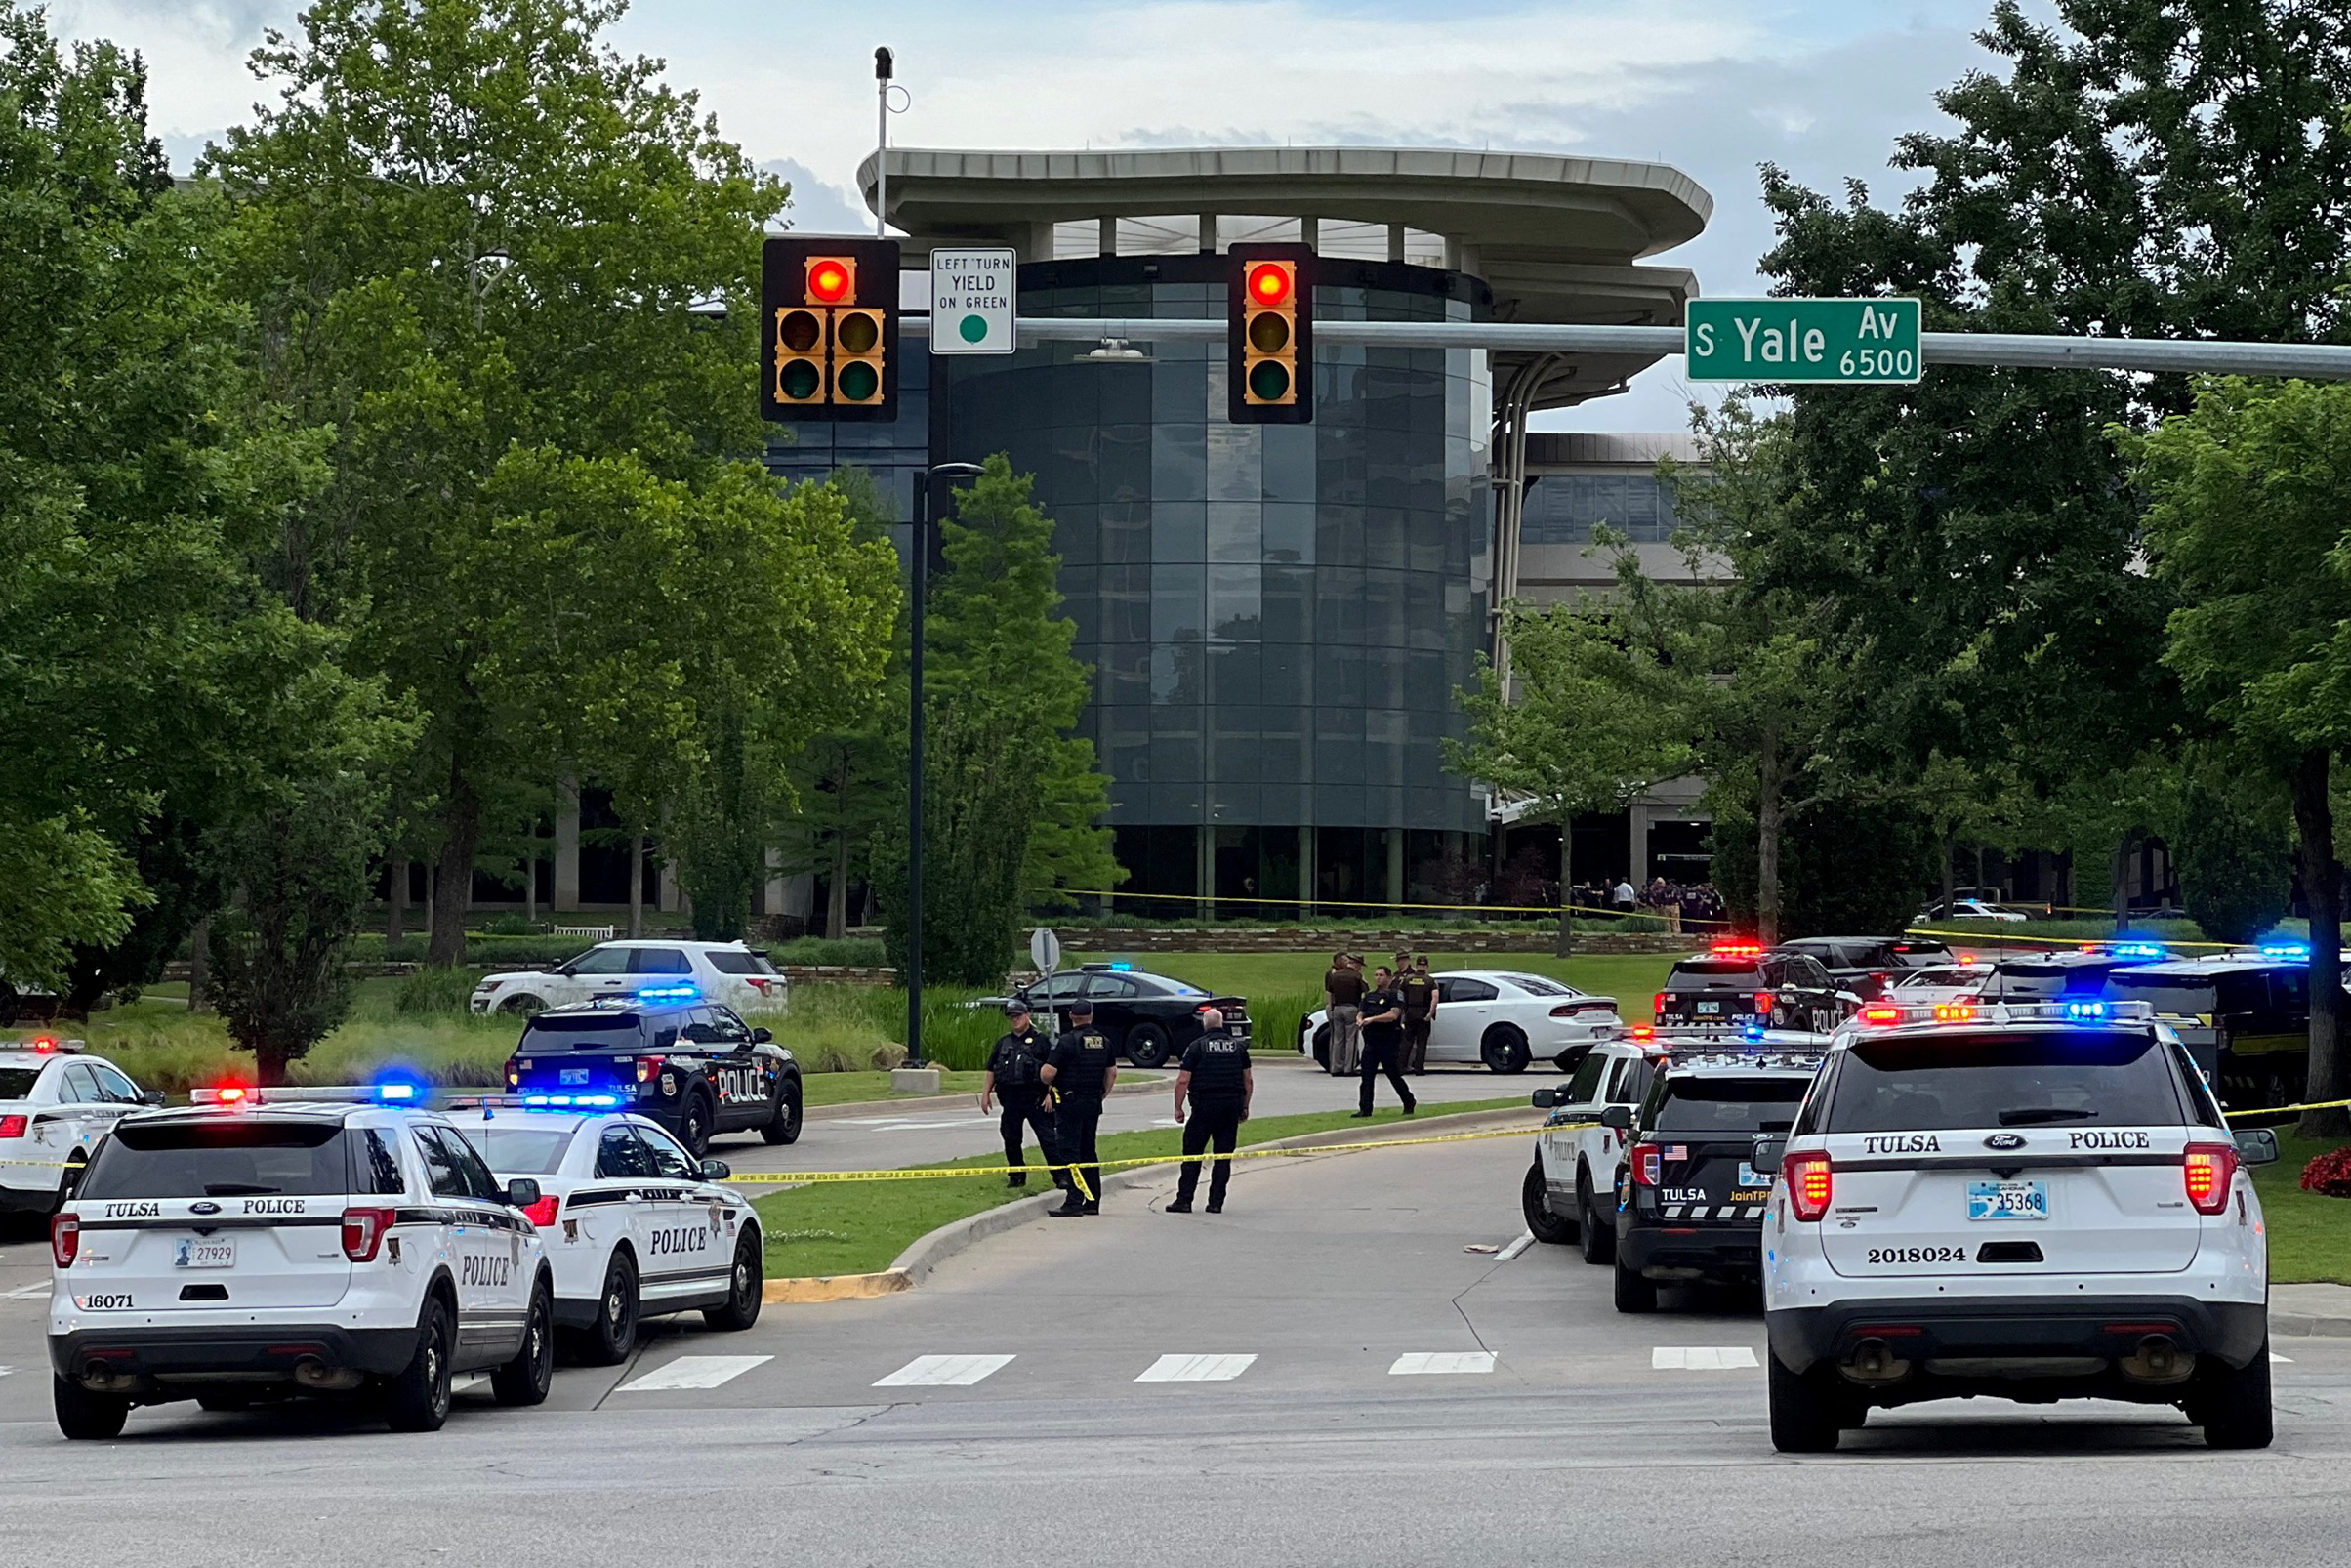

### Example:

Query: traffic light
xmin=1227 ymin=242 xmax=1313 ymax=425
xmin=760 ymin=237 xmax=901 ymax=422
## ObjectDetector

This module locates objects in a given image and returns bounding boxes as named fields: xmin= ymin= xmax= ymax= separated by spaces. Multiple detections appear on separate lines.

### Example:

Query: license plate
xmin=1695 ymin=1001 xmax=1721 ymax=1016
xmin=1967 ymin=1180 xmax=2048 ymax=1221
xmin=174 ymin=1237 xmax=235 ymax=1268
xmin=559 ymin=1067 xmax=591 ymax=1085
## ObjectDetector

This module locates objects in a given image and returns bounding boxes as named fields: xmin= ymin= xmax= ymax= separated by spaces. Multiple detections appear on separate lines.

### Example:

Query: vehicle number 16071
xmin=1868 ymin=1246 xmax=1966 ymax=1265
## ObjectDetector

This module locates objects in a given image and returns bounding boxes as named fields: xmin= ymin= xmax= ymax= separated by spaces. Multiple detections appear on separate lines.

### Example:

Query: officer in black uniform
xmin=1168 ymin=1006 xmax=1252 ymax=1215
xmin=1042 ymin=999 xmax=1118 ymax=1216
xmin=1353 ymin=966 xmax=1418 ymax=1118
xmin=981 ymin=1000 xmax=1064 ymax=1192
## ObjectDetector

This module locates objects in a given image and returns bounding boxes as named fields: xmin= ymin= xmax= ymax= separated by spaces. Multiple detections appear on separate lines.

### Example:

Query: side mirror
xmin=1753 ymin=1135 xmax=1788 ymax=1172
xmin=555 ymin=965 xmax=575 ymax=977
xmin=142 ymin=1089 xmax=166 ymax=1107
xmin=1598 ymin=1104 xmax=1632 ymax=1131
xmin=751 ymin=1028 xmax=773 ymax=1044
xmin=699 ymin=1158 xmax=732 ymax=1180
xmin=504 ymin=1178 xmax=542 ymax=1210
xmin=2232 ymin=1128 xmax=2281 ymax=1167
xmin=1531 ymin=1088 xmax=1557 ymax=1109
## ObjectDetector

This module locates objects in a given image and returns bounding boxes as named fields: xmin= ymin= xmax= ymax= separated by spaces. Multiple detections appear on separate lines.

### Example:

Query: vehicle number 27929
xmin=1868 ymin=1246 xmax=1966 ymax=1265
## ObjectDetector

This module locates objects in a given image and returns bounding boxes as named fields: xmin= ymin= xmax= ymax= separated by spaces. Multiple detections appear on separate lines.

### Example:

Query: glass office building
xmin=768 ymin=253 xmax=1495 ymax=912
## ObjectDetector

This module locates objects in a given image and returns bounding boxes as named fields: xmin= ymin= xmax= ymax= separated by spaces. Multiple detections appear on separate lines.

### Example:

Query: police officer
xmin=1397 ymin=956 xmax=1438 ymax=1075
xmin=1168 ymin=1006 xmax=1252 ymax=1215
xmin=1352 ymin=966 xmax=1417 ymax=1118
xmin=1042 ymin=998 xmax=1118 ymax=1216
xmin=981 ymin=1000 xmax=1064 ymax=1193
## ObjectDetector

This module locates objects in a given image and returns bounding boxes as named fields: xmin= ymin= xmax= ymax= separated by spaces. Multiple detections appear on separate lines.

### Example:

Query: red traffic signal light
xmin=1228 ymin=245 xmax=1312 ymax=425
xmin=1247 ymin=262 xmax=1294 ymax=309
xmin=761 ymin=237 xmax=901 ymax=423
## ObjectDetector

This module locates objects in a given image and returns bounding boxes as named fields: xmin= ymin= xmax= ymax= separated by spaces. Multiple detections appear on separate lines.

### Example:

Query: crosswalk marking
xmin=618 ymin=1354 xmax=774 ymax=1392
xmin=1388 ymin=1351 xmax=1495 ymax=1376
xmin=1135 ymin=1353 xmax=1256 ymax=1382
xmin=1652 ymin=1346 xmax=1760 ymax=1370
xmin=876 ymin=1353 xmax=1015 ymax=1387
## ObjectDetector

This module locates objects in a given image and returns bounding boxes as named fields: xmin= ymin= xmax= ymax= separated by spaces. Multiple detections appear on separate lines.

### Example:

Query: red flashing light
xmin=1628 ymin=1024 xmax=1656 ymax=1043
xmin=341 ymin=1207 xmax=397 ymax=1262
xmin=214 ymin=1083 xmax=251 ymax=1105
xmin=52 ymin=1212 xmax=79 ymax=1268
xmin=1247 ymin=262 xmax=1293 ymax=308
xmin=805 ymin=257 xmax=853 ymax=305
xmin=1632 ymin=1145 xmax=1662 ymax=1187
xmin=521 ymin=1194 xmax=560 ymax=1228
xmin=1859 ymin=1003 xmax=1903 ymax=1027
xmin=29 ymin=1035 xmax=59 ymax=1053
xmin=2183 ymin=1143 xmax=2236 ymax=1215
xmin=0 ymin=1114 xmax=24 ymax=1139
xmin=1712 ymin=940 xmax=1765 ymax=958
xmin=1786 ymin=1151 xmax=1834 ymax=1221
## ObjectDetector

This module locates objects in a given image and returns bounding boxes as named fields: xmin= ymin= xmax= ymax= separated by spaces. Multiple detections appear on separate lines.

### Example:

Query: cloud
xmin=761 ymin=158 xmax=870 ymax=235
xmin=51 ymin=0 xmax=291 ymax=148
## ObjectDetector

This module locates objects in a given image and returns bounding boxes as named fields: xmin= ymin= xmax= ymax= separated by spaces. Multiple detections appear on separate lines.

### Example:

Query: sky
xmin=54 ymin=0 xmax=2034 ymax=432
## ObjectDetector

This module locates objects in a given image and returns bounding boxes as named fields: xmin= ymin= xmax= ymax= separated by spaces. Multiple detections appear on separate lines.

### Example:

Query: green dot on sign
xmin=959 ymin=312 xmax=990 ymax=344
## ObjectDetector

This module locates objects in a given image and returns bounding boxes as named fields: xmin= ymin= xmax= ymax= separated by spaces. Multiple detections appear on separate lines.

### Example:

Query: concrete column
xmin=1629 ymin=803 xmax=1652 ymax=886
xmin=1197 ymin=213 xmax=1217 ymax=254
xmin=1299 ymin=216 xmax=1318 ymax=251
xmin=657 ymin=855 xmax=680 ymax=915
xmin=1385 ymin=828 xmax=1405 ymax=910
xmin=762 ymin=846 xmax=785 ymax=918
xmin=1197 ymin=824 xmax=1217 ymax=920
xmin=1299 ymin=826 xmax=1317 ymax=916
xmin=1387 ymin=224 xmax=1406 ymax=263
xmin=554 ymin=779 xmax=581 ymax=911
xmin=1097 ymin=215 xmax=1118 ymax=257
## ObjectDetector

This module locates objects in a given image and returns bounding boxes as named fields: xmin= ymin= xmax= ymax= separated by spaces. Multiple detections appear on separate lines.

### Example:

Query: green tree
xmin=2135 ymin=378 xmax=2351 ymax=1135
xmin=2173 ymin=753 xmax=2293 ymax=947
xmin=1449 ymin=600 xmax=1691 ymax=956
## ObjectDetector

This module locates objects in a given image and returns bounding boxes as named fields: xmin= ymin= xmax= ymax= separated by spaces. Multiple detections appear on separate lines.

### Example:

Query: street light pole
xmin=905 ymin=460 xmax=984 ymax=1068
xmin=873 ymin=48 xmax=893 ymax=239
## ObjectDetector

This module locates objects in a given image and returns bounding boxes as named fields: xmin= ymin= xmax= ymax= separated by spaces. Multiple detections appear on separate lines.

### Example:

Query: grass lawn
xmin=2251 ymin=1131 xmax=2351 ymax=1285
xmin=753 ymin=1096 xmax=1529 ymax=1279
xmin=801 ymin=1070 xmax=987 ymax=1108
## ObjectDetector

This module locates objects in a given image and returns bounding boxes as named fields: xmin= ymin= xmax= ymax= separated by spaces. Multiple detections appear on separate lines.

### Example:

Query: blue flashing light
xmin=1109 ymin=962 xmax=1134 ymax=971
xmin=373 ymin=1073 xmax=427 ymax=1103
xmin=577 ymin=1093 xmax=620 ymax=1108
xmin=522 ymin=1093 xmax=553 ymax=1106
xmin=2108 ymin=941 xmax=2167 ymax=961
xmin=636 ymin=983 xmax=699 ymax=1002
xmin=1742 ymin=1023 xmax=1766 ymax=1044
xmin=2260 ymin=942 xmax=2311 ymax=960
xmin=2063 ymin=1000 xmax=2108 ymax=1021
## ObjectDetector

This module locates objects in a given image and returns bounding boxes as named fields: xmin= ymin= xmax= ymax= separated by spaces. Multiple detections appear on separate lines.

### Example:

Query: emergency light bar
xmin=1663 ymin=1049 xmax=1827 ymax=1073
xmin=446 ymin=1093 xmax=628 ymax=1115
xmin=190 ymin=1084 xmax=446 ymax=1107
xmin=1850 ymin=999 xmax=2158 ymax=1029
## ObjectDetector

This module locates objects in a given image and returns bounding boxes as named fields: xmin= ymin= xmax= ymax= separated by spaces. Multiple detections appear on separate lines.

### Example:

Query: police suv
xmin=457 ymin=1103 xmax=763 ymax=1363
xmin=1760 ymin=999 xmax=2279 ymax=1452
xmin=1526 ymin=1030 xmax=1667 ymax=1262
xmin=48 ymin=1091 xmax=555 ymax=1439
xmin=505 ymin=996 xmax=803 ymax=1156
xmin=0 ymin=1038 xmax=162 ymax=1214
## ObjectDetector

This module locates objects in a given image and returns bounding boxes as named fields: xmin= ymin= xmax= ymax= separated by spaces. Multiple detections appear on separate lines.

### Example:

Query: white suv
xmin=48 ymin=1094 xmax=555 ymax=1438
xmin=1761 ymin=1001 xmax=2278 ymax=1452
xmin=471 ymin=939 xmax=787 ymax=1017
xmin=0 ymin=1041 xmax=162 ymax=1214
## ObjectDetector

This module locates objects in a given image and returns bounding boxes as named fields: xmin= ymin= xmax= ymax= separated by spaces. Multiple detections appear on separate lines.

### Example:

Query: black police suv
xmin=1606 ymin=1055 xmax=1817 ymax=1311
xmin=1654 ymin=942 xmax=1849 ymax=1032
xmin=1773 ymin=935 xmax=1951 ymax=1001
xmin=1002 ymin=964 xmax=1249 ymax=1069
xmin=505 ymin=999 xmax=803 ymax=1156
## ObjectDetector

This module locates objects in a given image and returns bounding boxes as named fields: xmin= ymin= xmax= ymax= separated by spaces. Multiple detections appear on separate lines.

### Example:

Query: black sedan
xmin=1773 ymin=935 xmax=1952 ymax=1001
xmin=999 ymin=965 xmax=1249 ymax=1069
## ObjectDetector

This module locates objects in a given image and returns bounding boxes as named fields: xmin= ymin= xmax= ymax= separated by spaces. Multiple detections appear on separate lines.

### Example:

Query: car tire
xmin=496 ymin=993 xmax=547 ymax=1017
xmin=1523 ymin=1160 xmax=1576 ymax=1245
xmin=761 ymin=1084 xmax=803 ymax=1146
xmin=53 ymin=1374 xmax=130 ymax=1440
xmin=1480 ymin=1025 xmax=1531 ymax=1074
xmin=703 ymin=1233 xmax=764 ymax=1332
xmin=1312 ymin=1024 xmax=1332 ymax=1073
xmin=1612 ymin=1253 xmax=1657 ymax=1313
xmin=678 ymin=1091 xmax=715 ymax=1158
xmin=572 ymin=1251 xmax=640 ymax=1367
xmin=1577 ymin=1170 xmax=1615 ymax=1265
xmin=385 ymin=1296 xmax=455 ymax=1433
xmin=1124 ymin=1023 xmax=1172 ymax=1069
xmin=491 ymin=1276 xmax=556 ymax=1407
xmin=1767 ymin=1353 xmax=1845 ymax=1454
xmin=2188 ymin=1341 xmax=2274 ymax=1450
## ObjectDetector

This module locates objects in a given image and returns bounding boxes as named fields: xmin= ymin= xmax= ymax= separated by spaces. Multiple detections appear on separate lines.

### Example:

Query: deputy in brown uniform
xmin=1398 ymin=957 xmax=1438 ymax=1074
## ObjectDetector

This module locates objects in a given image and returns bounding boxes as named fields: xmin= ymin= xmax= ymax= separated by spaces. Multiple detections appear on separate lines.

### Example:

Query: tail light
xmin=1785 ymin=1151 xmax=1834 ymax=1221
xmin=0 ymin=1114 xmax=26 ymax=1138
xmin=1550 ymin=1000 xmax=1614 ymax=1018
xmin=341 ymin=1207 xmax=397 ymax=1262
xmin=1753 ymin=990 xmax=1777 ymax=1016
xmin=1631 ymin=1145 xmax=1662 ymax=1186
xmin=2182 ymin=1143 xmax=2238 ymax=1215
xmin=522 ymin=1194 xmax=560 ymax=1227
xmin=506 ymin=1062 xmax=520 ymax=1089
xmin=51 ymin=1212 xmax=79 ymax=1268
xmin=1652 ymin=992 xmax=1667 ymax=1020
xmin=636 ymin=1054 xmax=667 ymax=1084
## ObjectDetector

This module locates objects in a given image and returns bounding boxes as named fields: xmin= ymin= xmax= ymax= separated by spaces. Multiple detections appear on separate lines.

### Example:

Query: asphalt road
xmin=3 ymin=1118 xmax=2349 ymax=1565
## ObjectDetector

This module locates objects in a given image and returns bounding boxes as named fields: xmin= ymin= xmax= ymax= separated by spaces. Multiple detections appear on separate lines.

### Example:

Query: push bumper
xmin=1767 ymin=1294 xmax=2270 ymax=1375
xmin=1620 ymin=1222 xmax=1761 ymax=1280
xmin=50 ymin=1323 xmax=419 ymax=1385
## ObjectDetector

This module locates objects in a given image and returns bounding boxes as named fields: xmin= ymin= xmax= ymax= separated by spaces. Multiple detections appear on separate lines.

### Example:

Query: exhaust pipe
xmin=2118 ymin=1335 xmax=2194 ymax=1385
xmin=293 ymin=1359 xmax=365 ymax=1392
xmin=1840 ymin=1338 xmax=1912 ymax=1384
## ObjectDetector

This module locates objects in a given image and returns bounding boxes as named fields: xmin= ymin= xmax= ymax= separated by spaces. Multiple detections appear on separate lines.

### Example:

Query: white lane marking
xmin=3 ymin=1283 xmax=47 ymax=1300
xmin=1652 ymin=1346 xmax=1760 ymax=1370
xmin=1388 ymin=1352 xmax=1495 ymax=1375
xmin=2271 ymin=1352 xmax=2294 ymax=1364
xmin=875 ymin=1353 xmax=1014 ymax=1387
xmin=618 ymin=1354 xmax=774 ymax=1392
xmin=1135 ymin=1353 xmax=1256 ymax=1382
xmin=1496 ymin=1231 xmax=1535 ymax=1262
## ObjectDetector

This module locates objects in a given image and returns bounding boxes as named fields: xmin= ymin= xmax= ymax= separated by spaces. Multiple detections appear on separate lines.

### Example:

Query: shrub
xmin=2300 ymin=1146 xmax=2351 ymax=1198
xmin=394 ymin=967 xmax=479 ymax=1017
xmin=481 ymin=913 xmax=546 ymax=937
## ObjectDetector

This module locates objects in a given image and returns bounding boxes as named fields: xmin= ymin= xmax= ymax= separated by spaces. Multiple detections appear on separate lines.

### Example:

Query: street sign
xmin=1684 ymin=297 xmax=1921 ymax=384
xmin=929 ymin=247 xmax=1017 ymax=354
xmin=1029 ymin=927 xmax=1061 ymax=975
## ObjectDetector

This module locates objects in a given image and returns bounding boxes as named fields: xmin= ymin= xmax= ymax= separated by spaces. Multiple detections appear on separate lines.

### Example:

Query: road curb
xmin=2271 ymin=1310 xmax=2351 ymax=1338
xmin=762 ymin=1270 xmax=911 ymax=1304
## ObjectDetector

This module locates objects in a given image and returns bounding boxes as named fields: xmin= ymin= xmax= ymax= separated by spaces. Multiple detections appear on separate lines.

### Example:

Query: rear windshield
xmin=1650 ymin=1076 xmax=1809 ymax=1135
xmin=1814 ymin=1031 xmax=2186 ymax=1134
xmin=1669 ymin=960 xmax=1761 ymax=984
xmin=81 ymin=1120 xmax=354 ymax=1199
xmin=704 ymin=951 xmax=776 ymax=976
xmin=468 ymin=1127 xmax=573 ymax=1175
xmin=0 ymin=1066 xmax=41 ymax=1099
xmin=519 ymin=1015 xmax=644 ymax=1051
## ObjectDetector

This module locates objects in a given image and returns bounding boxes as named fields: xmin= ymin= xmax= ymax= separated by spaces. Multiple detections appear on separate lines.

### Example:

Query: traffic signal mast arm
xmin=902 ymin=314 xmax=2351 ymax=380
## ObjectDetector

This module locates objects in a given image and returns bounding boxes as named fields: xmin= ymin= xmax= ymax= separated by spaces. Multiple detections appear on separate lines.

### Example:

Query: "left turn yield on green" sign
xmin=928 ymin=247 xmax=1016 ymax=355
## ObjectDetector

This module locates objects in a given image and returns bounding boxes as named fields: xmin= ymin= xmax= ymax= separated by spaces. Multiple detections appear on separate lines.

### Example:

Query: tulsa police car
xmin=1760 ymin=999 xmax=2279 ymax=1452
xmin=0 ymin=1037 xmax=162 ymax=1214
xmin=48 ymin=1088 xmax=555 ymax=1438
xmin=1526 ymin=1029 xmax=1669 ymax=1261
xmin=455 ymin=1102 xmax=763 ymax=1363
xmin=505 ymin=995 xmax=804 ymax=1156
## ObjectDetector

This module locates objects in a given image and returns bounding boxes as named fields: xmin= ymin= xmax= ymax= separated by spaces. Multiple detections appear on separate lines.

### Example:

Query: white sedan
xmin=1297 ymin=970 xmax=1622 ymax=1075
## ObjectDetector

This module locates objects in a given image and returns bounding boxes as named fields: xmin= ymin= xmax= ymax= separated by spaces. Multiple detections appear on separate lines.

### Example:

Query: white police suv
xmin=1760 ymin=1000 xmax=2279 ymax=1452
xmin=1525 ymin=1028 xmax=1669 ymax=1260
xmin=48 ymin=1092 xmax=556 ymax=1438
xmin=0 ymin=1038 xmax=162 ymax=1215
xmin=456 ymin=1103 xmax=763 ymax=1364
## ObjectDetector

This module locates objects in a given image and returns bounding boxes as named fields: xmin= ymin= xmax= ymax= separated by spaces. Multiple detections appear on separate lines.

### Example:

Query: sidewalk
xmin=2271 ymin=1282 xmax=2351 ymax=1337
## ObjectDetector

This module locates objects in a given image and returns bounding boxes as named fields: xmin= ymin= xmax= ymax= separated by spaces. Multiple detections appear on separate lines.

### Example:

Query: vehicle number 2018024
xmin=1868 ymin=1246 xmax=1966 ymax=1265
